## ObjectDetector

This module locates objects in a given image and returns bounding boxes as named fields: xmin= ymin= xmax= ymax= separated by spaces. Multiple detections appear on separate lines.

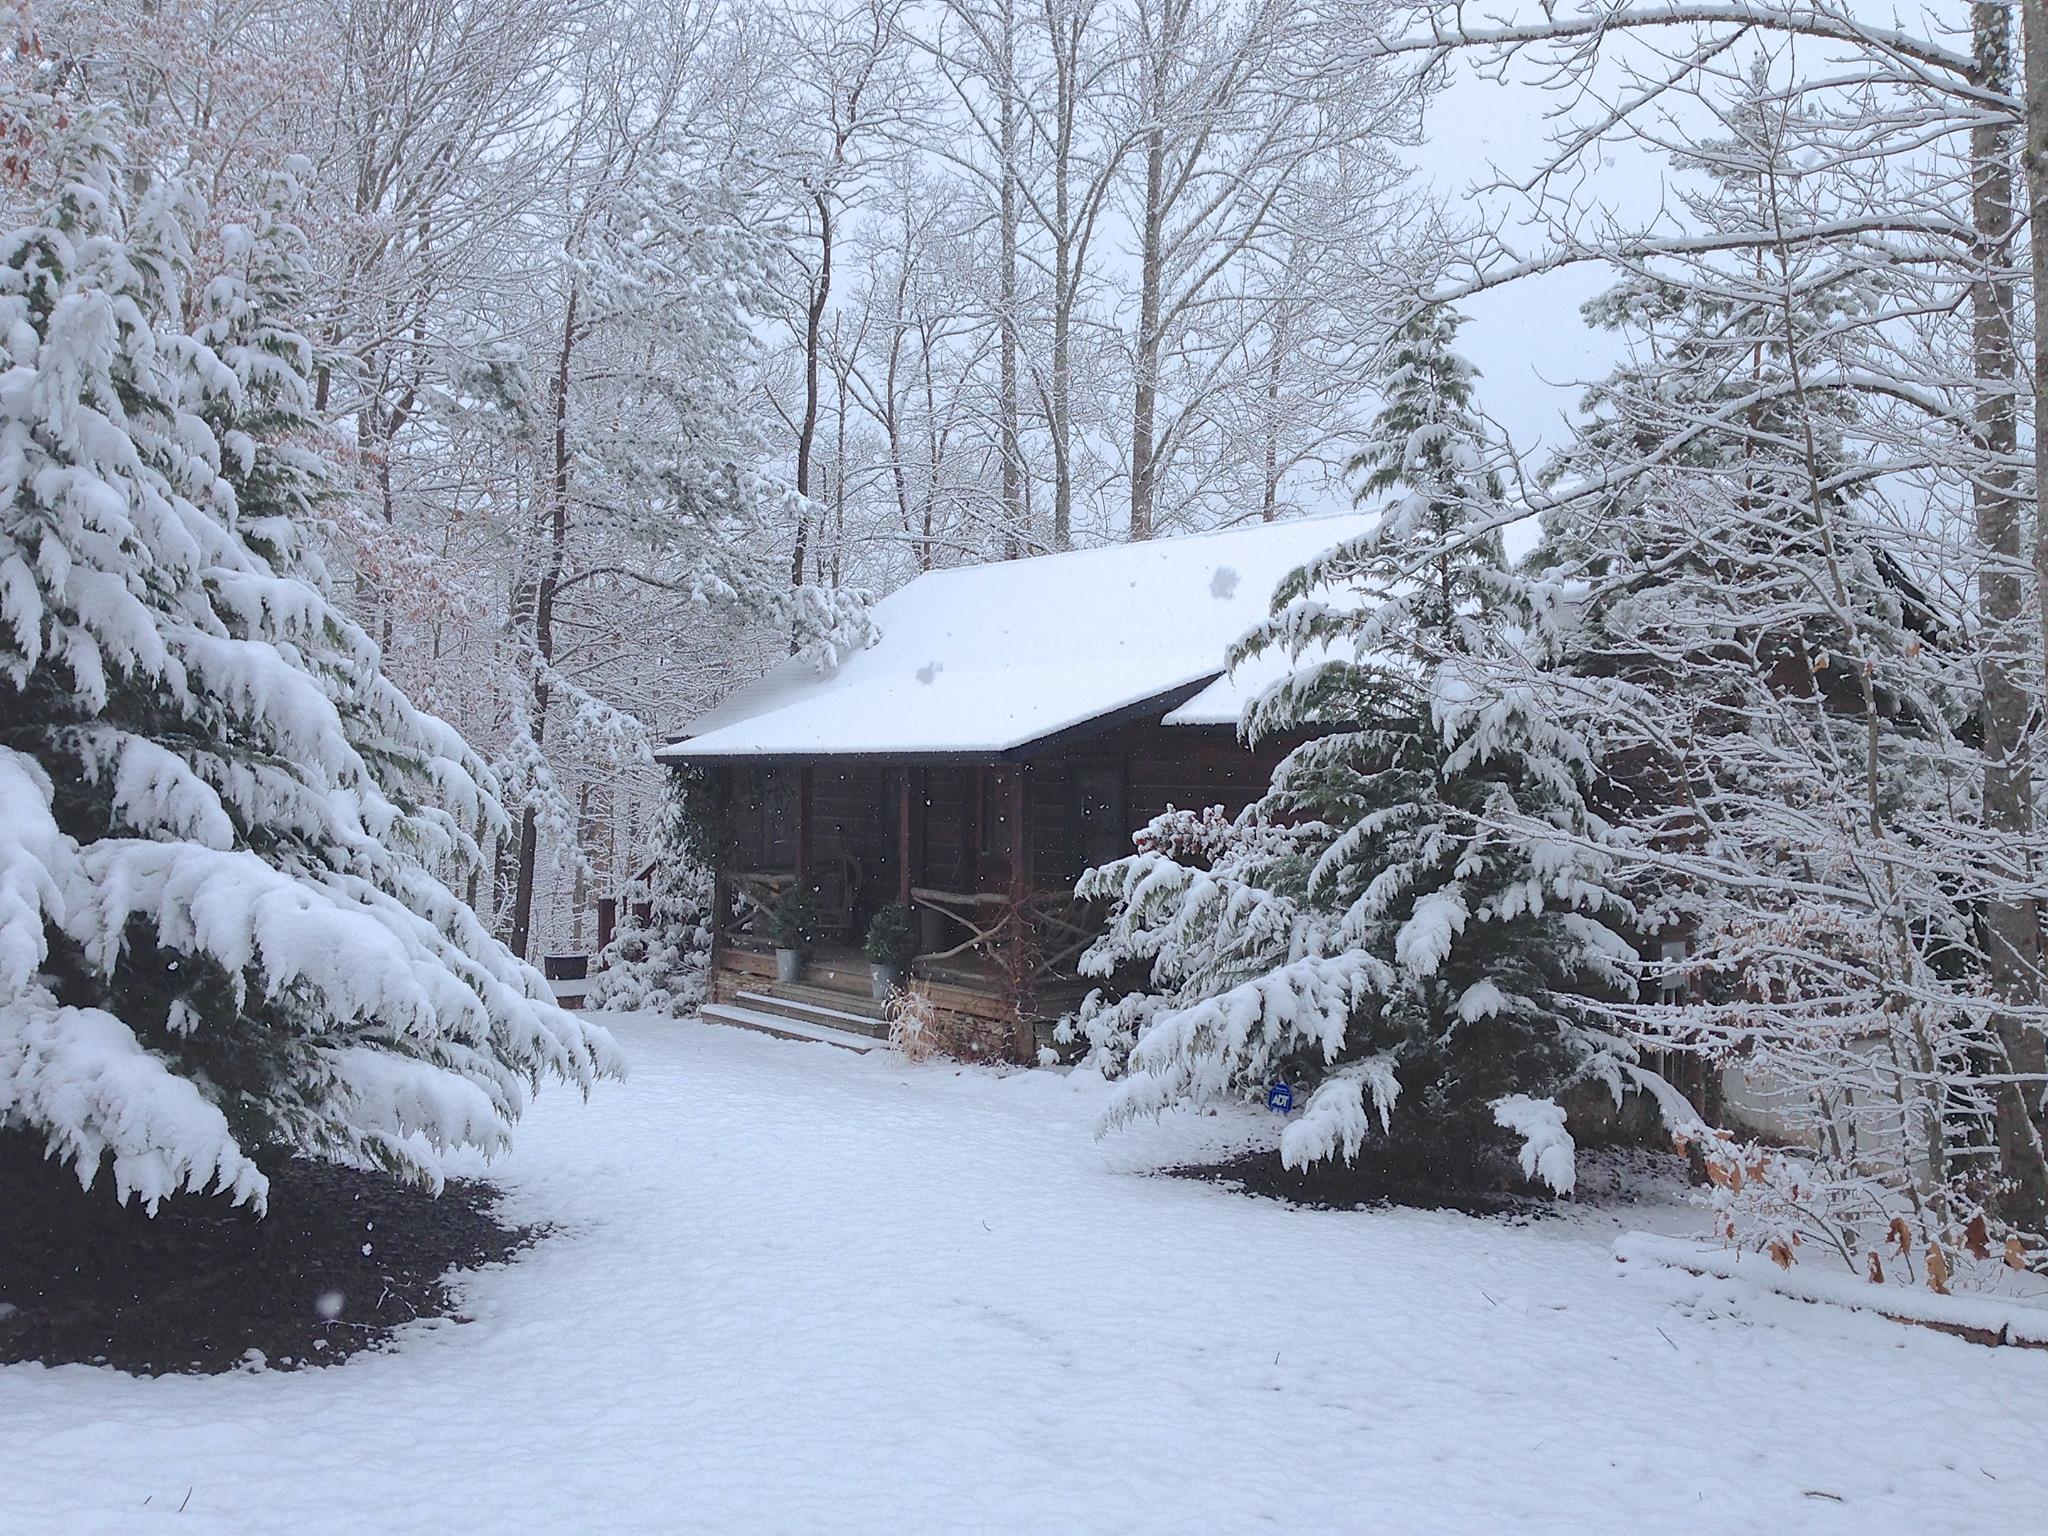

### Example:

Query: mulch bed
xmin=1173 ymin=1145 xmax=1550 ymax=1219
xmin=0 ymin=1147 xmax=538 ymax=1377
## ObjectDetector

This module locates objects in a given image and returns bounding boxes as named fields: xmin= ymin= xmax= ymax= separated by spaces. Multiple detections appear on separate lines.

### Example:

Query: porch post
xmin=966 ymin=766 xmax=983 ymax=888
xmin=897 ymin=768 xmax=914 ymax=909
xmin=707 ymin=767 xmax=730 ymax=975
xmin=1007 ymin=765 xmax=1029 ymax=900
xmin=795 ymin=764 xmax=814 ymax=886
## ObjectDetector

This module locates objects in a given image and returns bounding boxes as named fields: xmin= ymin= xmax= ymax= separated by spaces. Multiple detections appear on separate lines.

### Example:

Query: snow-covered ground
xmin=5 ymin=1013 xmax=2045 ymax=1535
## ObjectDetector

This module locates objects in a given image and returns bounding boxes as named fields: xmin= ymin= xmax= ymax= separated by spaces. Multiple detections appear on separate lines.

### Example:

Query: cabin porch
xmin=706 ymin=759 xmax=1122 ymax=1060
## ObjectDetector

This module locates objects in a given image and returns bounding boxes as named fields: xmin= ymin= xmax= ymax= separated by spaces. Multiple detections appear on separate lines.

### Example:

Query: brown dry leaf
xmin=1888 ymin=1217 xmax=1913 ymax=1257
xmin=1925 ymin=1243 xmax=1951 ymax=1296
xmin=1865 ymin=1251 xmax=1884 ymax=1285
xmin=1767 ymin=1240 xmax=1794 ymax=1270
xmin=1962 ymin=1213 xmax=1991 ymax=1261
xmin=2006 ymin=1236 xmax=2029 ymax=1272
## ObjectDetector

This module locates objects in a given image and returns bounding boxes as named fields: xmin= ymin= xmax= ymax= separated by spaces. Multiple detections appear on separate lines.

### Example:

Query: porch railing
xmin=721 ymin=870 xmax=1099 ymax=1002
xmin=728 ymin=870 xmax=795 ymax=935
xmin=910 ymin=886 xmax=1098 ymax=991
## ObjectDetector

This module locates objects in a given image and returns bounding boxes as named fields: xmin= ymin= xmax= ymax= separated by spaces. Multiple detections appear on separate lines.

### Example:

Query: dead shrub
xmin=886 ymin=987 xmax=1013 ymax=1064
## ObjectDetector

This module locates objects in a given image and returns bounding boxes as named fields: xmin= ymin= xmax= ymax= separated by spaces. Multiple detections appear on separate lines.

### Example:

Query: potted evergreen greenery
xmin=771 ymin=886 xmax=815 ymax=984
xmin=864 ymin=901 xmax=916 ymax=999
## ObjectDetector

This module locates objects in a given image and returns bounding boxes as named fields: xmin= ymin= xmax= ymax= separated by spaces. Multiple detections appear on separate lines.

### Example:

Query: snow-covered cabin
xmin=655 ymin=514 xmax=1371 ymax=1057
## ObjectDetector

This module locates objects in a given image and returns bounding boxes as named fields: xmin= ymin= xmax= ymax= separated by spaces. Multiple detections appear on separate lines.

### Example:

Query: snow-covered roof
xmin=660 ymin=513 xmax=1373 ymax=761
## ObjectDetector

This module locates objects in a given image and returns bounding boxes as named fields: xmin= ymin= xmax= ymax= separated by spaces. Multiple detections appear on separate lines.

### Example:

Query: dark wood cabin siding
xmin=1127 ymin=727 xmax=1292 ymax=826
xmin=1026 ymin=759 xmax=1074 ymax=882
xmin=724 ymin=763 xmax=896 ymax=940
xmin=1046 ymin=722 xmax=1294 ymax=857
xmin=920 ymin=767 xmax=972 ymax=889
xmin=1026 ymin=722 xmax=1296 ymax=883
xmin=767 ymin=766 xmax=882 ymax=941
xmin=731 ymin=766 xmax=797 ymax=872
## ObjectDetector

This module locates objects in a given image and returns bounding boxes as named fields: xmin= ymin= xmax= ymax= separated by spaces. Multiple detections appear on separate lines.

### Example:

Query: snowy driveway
xmin=4 ymin=1012 xmax=2045 ymax=1535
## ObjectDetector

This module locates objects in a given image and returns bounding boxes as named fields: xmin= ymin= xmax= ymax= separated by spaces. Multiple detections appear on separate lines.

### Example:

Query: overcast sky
xmin=1405 ymin=55 xmax=1646 ymax=467
xmin=1405 ymin=0 xmax=1962 ymax=460
xmin=1388 ymin=54 xmax=1649 ymax=556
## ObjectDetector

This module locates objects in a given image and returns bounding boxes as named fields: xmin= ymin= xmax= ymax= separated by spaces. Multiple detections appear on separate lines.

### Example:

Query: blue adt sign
xmin=1266 ymin=1081 xmax=1295 ymax=1114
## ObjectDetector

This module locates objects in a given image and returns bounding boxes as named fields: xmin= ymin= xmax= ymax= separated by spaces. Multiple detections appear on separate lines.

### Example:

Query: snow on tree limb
xmin=1491 ymin=1095 xmax=1576 ymax=1196
xmin=1282 ymin=1056 xmax=1402 ymax=1170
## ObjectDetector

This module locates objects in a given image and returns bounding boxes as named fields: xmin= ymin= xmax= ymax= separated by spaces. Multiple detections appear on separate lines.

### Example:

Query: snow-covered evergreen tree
xmin=1069 ymin=308 xmax=1655 ymax=1190
xmin=587 ymin=768 xmax=720 ymax=1016
xmin=0 ymin=95 xmax=620 ymax=1212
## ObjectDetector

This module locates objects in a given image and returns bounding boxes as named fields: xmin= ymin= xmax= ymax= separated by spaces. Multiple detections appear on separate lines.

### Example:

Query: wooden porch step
xmin=698 ymin=1003 xmax=886 ymax=1053
xmin=735 ymin=989 xmax=890 ymax=1034
xmin=755 ymin=974 xmax=887 ymax=1016
xmin=785 ymin=957 xmax=878 ymax=991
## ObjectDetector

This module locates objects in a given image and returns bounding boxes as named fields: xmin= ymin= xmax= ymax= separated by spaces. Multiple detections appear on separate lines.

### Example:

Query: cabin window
xmin=976 ymin=769 xmax=1004 ymax=862
xmin=1655 ymin=938 xmax=1689 ymax=1006
xmin=1073 ymin=760 xmax=1128 ymax=873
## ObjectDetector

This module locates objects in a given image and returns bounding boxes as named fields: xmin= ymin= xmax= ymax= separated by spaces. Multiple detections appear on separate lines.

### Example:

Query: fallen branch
xmin=1614 ymin=1233 xmax=2048 ymax=1351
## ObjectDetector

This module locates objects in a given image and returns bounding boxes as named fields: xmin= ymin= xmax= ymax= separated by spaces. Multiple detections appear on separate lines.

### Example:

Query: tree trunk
xmin=508 ymin=284 xmax=578 ymax=962
xmin=921 ymin=338 xmax=942 ymax=570
xmin=998 ymin=0 xmax=1024 ymax=556
xmin=884 ymin=317 xmax=915 ymax=554
xmin=1130 ymin=116 xmax=1164 ymax=541
xmin=1051 ymin=239 xmax=1074 ymax=550
xmin=2025 ymin=0 xmax=2048 ymax=694
xmin=792 ymin=193 xmax=834 ymax=588
xmin=1970 ymin=2 xmax=2048 ymax=1228
xmin=570 ymin=781 xmax=593 ymax=953
xmin=1049 ymin=5 xmax=1074 ymax=551
xmin=1260 ymin=310 xmax=1284 ymax=521
xmin=831 ymin=346 xmax=848 ymax=586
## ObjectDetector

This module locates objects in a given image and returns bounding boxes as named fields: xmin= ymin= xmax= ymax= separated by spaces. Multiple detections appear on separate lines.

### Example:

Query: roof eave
xmin=656 ymin=676 xmax=1219 ymax=768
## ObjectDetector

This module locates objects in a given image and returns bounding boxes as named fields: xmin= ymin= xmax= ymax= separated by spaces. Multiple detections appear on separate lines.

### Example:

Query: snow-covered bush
xmin=1067 ymin=308 xmax=1673 ymax=1190
xmin=0 ymin=96 xmax=620 ymax=1213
